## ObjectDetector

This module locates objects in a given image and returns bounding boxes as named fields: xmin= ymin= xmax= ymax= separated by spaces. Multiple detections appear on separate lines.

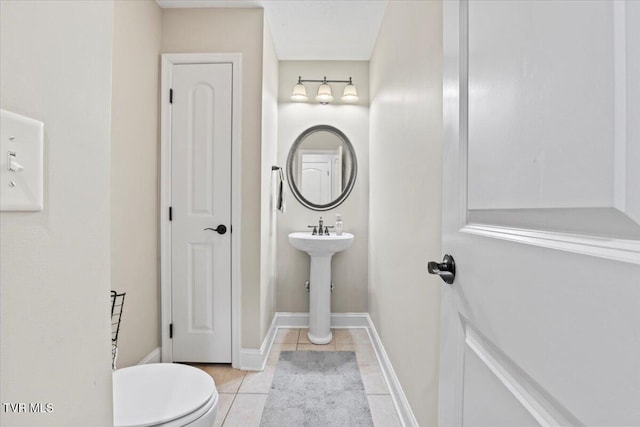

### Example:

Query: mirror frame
xmin=286 ymin=124 xmax=358 ymax=211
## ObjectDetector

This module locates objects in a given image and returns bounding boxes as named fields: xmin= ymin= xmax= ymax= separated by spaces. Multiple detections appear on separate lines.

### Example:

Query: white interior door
xmin=171 ymin=63 xmax=232 ymax=363
xmin=438 ymin=1 xmax=640 ymax=426
xmin=300 ymin=154 xmax=333 ymax=204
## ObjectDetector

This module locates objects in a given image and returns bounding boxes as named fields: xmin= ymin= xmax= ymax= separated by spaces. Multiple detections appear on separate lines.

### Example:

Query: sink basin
xmin=288 ymin=232 xmax=354 ymax=256
xmin=288 ymin=231 xmax=354 ymax=345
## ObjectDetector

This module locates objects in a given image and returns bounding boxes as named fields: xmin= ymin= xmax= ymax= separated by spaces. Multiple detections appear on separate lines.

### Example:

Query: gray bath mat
xmin=260 ymin=351 xmax=374 ymax=427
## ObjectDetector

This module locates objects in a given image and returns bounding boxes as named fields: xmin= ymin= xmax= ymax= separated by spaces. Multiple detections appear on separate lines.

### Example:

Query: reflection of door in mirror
xmin=298 ymin=147 xmax=342 ymax=204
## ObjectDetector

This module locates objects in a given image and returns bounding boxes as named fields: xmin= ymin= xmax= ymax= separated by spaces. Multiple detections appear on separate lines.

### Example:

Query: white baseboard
xmin=274 ymin=312 xmax=370 ymax=328
xmin=137 ymin=347 xmax=161 ymax=365
xmin=238 ymin=315 xmax=278 ymax=371
xmin=238 ymin=312 xmax=369 ymax=371
xmin=366 ymin=314 xmax=419 ymax=427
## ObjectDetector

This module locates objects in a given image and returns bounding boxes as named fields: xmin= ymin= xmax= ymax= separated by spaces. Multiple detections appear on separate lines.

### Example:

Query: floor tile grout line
xmin=220 ymin=392 xmax=237 ymax=427
xmin=234 ymin=370 xmax=249 ymax=394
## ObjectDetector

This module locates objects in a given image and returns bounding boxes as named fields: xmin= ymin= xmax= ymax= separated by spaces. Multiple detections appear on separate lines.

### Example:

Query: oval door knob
xmin=428 ymin=254 xmax=456 ymax=284
xmin=204 ymin=225 xmax=227 ymax=235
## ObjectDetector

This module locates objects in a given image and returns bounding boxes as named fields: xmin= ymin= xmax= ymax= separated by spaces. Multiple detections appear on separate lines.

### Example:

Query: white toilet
xmin=113 ymin=363 xmax=218 ymax=427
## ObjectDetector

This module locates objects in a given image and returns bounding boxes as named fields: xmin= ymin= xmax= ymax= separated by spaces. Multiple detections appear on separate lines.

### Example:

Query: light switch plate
xmin=1 ymin=110 xmax=44 ymax=211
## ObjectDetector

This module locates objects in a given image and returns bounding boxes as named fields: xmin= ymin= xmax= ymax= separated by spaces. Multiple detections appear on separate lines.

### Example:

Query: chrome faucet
xmin=307 ymin=216 xmax=322 ymax=235
xmin=307 ymin=216 xmax=334 ymax=235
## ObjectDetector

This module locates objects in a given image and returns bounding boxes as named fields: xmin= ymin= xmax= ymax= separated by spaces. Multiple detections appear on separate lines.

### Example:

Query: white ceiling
xmin=155 ymin=0 xmax=388 ymax=60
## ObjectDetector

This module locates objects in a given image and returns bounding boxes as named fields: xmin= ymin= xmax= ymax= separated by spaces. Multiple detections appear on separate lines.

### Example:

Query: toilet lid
xmin=113 ymin=363 xmax=216 ymax=427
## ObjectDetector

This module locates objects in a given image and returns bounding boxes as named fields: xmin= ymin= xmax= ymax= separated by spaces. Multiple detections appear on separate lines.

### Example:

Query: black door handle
xmin=428 ymin=254 xmax=456 ymax=284
xmin=204 ymin=225 xmax=227 ymax=235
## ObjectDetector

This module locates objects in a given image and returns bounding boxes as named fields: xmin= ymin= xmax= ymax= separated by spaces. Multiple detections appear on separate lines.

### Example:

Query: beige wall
xmin=162 ymin=8 xmax=267 ymax=348
xmin=260 ymin=19 xmax=279 ymax=338
xmin=0 ymin=1 xmax=114 ymax=425
xmin=277 ymin=61 xmax=369 ymax=313
xmin=111 ymin=0 xmax=162 ymax=367
xmin=369 ymin=1 xmax=443 ymax=425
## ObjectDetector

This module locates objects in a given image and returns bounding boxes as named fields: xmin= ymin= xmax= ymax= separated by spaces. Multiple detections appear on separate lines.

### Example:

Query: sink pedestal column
xmin=307 ymin=253 xmax=333 ymax=344
xmin=288 ymin=231 xmax=353 ymax=345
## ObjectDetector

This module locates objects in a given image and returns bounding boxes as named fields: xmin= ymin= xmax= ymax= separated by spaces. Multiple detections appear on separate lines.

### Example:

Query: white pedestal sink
xmin=288 ymin=232 xmax=354 ymax=344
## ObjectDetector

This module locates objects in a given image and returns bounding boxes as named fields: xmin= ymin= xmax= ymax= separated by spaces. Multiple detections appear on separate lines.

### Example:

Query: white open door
xmin=437 ymin=1 xmax=640 ymax=426
xmin=300 ymin=155 xmax=332 ymax=204
xmin=170 ymin=63 xmax=232 ymax=363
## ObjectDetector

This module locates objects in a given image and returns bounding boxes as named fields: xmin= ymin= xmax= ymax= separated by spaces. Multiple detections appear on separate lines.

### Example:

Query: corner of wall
xmin=260 ymin=16 xmax=280 ymax=343
xmin=111 ymin=0 xmax=163 ymax=368
xmin=1 ymin=1 xmax=115 ymax=425
xmin=368 ymin=1 xmax=443 ymax=426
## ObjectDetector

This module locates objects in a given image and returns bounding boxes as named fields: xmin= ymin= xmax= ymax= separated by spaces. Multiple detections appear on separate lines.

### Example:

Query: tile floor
xmin=190 ymin=328 xmax=402 ymax=427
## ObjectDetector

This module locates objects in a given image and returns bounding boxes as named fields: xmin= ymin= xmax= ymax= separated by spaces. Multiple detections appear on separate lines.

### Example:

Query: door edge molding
xmin=462 ymin=224 xmax=640 ymax=265
xmin=159 ymin=53 xmax=243 ymax=366
xmin=463 ymin=323 xmax=580 ymax=427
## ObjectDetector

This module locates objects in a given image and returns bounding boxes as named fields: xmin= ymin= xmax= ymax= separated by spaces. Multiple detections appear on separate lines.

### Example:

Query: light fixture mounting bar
xmin=292 ymin=76 xmax=358 ymax=104
xmin=298 ymin=76 xmax=353 ymax=84
xmin=299 ymin=79 xmax=351 ymax=83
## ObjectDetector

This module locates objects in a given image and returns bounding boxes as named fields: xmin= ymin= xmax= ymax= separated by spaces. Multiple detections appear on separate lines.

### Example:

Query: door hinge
xmin=169 ymin=323 xmax=173 ymax=339
xmin=169 ymin=206 xmax=172 ymax=221
xmin=169 ymin=88 xmax=173 ymax=104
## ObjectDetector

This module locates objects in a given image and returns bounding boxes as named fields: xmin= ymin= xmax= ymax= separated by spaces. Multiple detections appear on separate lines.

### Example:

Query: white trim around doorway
xmin=160 ymin=53 xmax=243 ymax=368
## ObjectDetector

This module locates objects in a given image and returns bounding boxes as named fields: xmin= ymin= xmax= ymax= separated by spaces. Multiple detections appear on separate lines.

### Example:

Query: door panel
xmin=188 ymin=243 xmax=213 ymax=332
xmin=190 ymin=83 xmax=216 ymax=215
xmin=468 ymin=1 xmax=615 ymax=211
xmin=462 ymin=346 xmax=539 ymax=427
xmin=439 ymin=1 xmax=640 ymax=426
xmin=465 ymin=0 xmax=640 ymax=237
xmin=171 ymin=63 xmax=232 ymax=363
xmin=301 ymin=154 xmax=333 ymax=204
xmin=301 ymin=164 xmax=330 ymax=204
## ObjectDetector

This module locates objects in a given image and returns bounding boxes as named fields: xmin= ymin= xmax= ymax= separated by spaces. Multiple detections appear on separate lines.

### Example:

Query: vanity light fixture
xmin=315 ymin=78 xmax=334 ymax=104
xmin=291 ymin=76 xmax=359 ymax=104
xmin=341 ymin=77 xmax=359 ymax=103
xmin=291 ymin=76 xmax=308 ymax=102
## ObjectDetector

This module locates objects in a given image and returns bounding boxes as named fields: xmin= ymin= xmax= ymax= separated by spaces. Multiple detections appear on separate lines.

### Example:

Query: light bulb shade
xmin=315 ymin=83 xmax=334 ymax=104
xmin=291 ymin=83 xmax=308 ymax=102
xmin=341 ymin=83 xmax=359 ymax=103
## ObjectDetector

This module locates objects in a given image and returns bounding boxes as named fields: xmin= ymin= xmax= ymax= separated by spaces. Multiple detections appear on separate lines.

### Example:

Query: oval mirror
xmin=286 ymin=125 xmax=357 ymax=211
